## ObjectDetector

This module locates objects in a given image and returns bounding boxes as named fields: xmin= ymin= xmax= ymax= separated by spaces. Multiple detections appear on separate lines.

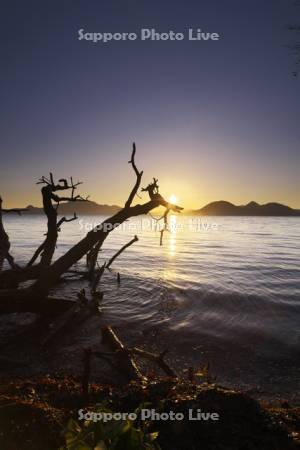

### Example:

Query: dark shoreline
xmin=1 ymin=374 xmax=300 ymax=450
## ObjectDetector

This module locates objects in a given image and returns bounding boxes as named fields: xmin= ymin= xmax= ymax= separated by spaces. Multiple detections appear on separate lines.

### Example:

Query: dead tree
xmin=86 ymin=143 xmax=141 ymax=277
xmin=31 ymin=173 xmax=88 ymax=267
xmin=32 ymin=146 xmax=183 ymax=296
xmin=0 ymin=174 xmax=87 ymax=288
xmin=0 ymin=143 xmax=183 ymax=313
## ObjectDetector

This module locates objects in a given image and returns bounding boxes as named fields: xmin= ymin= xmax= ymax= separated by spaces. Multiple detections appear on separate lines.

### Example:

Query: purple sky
xmin=0 ymin=0 xmax=299 ymax=208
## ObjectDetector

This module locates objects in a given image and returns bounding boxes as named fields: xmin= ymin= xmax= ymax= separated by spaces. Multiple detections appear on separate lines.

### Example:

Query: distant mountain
xmin=192 ymin=201 xmax=300 ymax=216
xmin=25 ymin=201 xmax=121 ymax=216
xmin=21 ymin=200 xmax=300 ymax=217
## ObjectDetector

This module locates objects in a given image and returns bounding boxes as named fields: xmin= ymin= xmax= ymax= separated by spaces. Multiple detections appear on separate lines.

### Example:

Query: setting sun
xmin=169 ymin=194 xmax=178 ymax=204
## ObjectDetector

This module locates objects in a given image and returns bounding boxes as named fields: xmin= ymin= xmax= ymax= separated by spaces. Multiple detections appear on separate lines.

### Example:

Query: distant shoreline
xmin=14 ymin=200 xmax=300 ymax=217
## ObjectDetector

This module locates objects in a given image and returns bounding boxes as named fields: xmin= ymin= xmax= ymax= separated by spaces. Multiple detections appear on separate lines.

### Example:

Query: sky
xmin=0 ymin=0 xmax=299 ymax=209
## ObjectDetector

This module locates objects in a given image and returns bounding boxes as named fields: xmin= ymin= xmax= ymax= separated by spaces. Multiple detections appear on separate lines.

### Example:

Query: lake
xmin=2 ymin=214 xmax=300 ymax=400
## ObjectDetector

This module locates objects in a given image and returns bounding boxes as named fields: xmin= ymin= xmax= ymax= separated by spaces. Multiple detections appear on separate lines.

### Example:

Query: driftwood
xmin=31 ymin=146 xmax=182 ymax=296
xmin=0 ymin=144 xmax=183 ymax=314
xmin=99 ymin=326 xmax=177 ymax=381
xmin=129 ymin=347 xmax=177 ymax=378
xmin=0 ymin=144 xmax=182 ymax=398
xmin=101 ymin=326 xmax=145 ymax=382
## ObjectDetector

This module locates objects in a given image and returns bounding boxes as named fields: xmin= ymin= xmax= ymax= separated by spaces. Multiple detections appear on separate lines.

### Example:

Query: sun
xmin=169 ymin=194 xmax=178 ymax=204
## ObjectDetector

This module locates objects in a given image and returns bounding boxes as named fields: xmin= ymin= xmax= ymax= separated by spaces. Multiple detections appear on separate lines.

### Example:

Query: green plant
xmin=59 ymin=405 xmax=160 ymax=450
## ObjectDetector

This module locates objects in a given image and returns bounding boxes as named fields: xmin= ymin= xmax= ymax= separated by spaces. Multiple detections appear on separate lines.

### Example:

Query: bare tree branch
xmin=31 ymin=174 xmax=88 ymax=267
xmin=0 ymin=144 xmax=184 ymax=312
xmin=56 ymin=213 xmax=77 ymax=230
xmin=106 ymin=235 xmax=138 ymax=269
xmin=125 ymin=142 xmax=144 ymax=209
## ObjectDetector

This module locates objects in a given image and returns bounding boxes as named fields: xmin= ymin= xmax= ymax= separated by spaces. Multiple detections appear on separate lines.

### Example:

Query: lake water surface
xmin=2 ymin=214 xmax=300 ymax=400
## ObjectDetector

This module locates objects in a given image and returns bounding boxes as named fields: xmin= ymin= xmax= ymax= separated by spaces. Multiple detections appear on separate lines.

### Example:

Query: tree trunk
xmin=33 ymin=199 xmax=160 ymax=295
xmin=0 ymin=147 xmax=183 ymax=313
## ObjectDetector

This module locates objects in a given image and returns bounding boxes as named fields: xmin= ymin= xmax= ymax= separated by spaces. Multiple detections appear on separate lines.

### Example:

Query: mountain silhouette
xmin=193 ymin=201 xmax=300 ymax=216
xmin=23 ymin=200 xmax=299 ymax=217
xmin=25 ymin=201 xmax=121 ymax=215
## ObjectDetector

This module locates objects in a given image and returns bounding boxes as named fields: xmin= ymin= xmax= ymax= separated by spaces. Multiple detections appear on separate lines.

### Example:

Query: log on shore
xmin=101 ymin=326 xmax=145 ymax=382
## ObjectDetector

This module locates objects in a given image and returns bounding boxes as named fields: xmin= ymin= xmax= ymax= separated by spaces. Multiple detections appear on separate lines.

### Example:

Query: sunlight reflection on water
xmin=3 ymin=214 xmax=300 ymax=352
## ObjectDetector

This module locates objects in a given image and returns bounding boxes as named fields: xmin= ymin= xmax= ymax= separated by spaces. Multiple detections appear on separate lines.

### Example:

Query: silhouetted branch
xmin=106 ymin=235 xmax=138 ymax=269
xmin=32 ymin=192 xmax=182 ymax=297
xmin=57 ymin=213 xmax=77 ymax=230
xmin=34 ymin=174 xmax=87 ymax=267
xmin=27 ymin=213 xmax=78 ymax=267
xmin=0 ymin=144 xmax=184 ymax=311
xmin=51 ymin=194 xmax=89 ymax=203
xmin=0 ymin=174 xmax=87 ymax=284
xmin=125 ymin=143 xmax=143 ymax=209
xmin=141 ymin=178 xmax=159 ymax=199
